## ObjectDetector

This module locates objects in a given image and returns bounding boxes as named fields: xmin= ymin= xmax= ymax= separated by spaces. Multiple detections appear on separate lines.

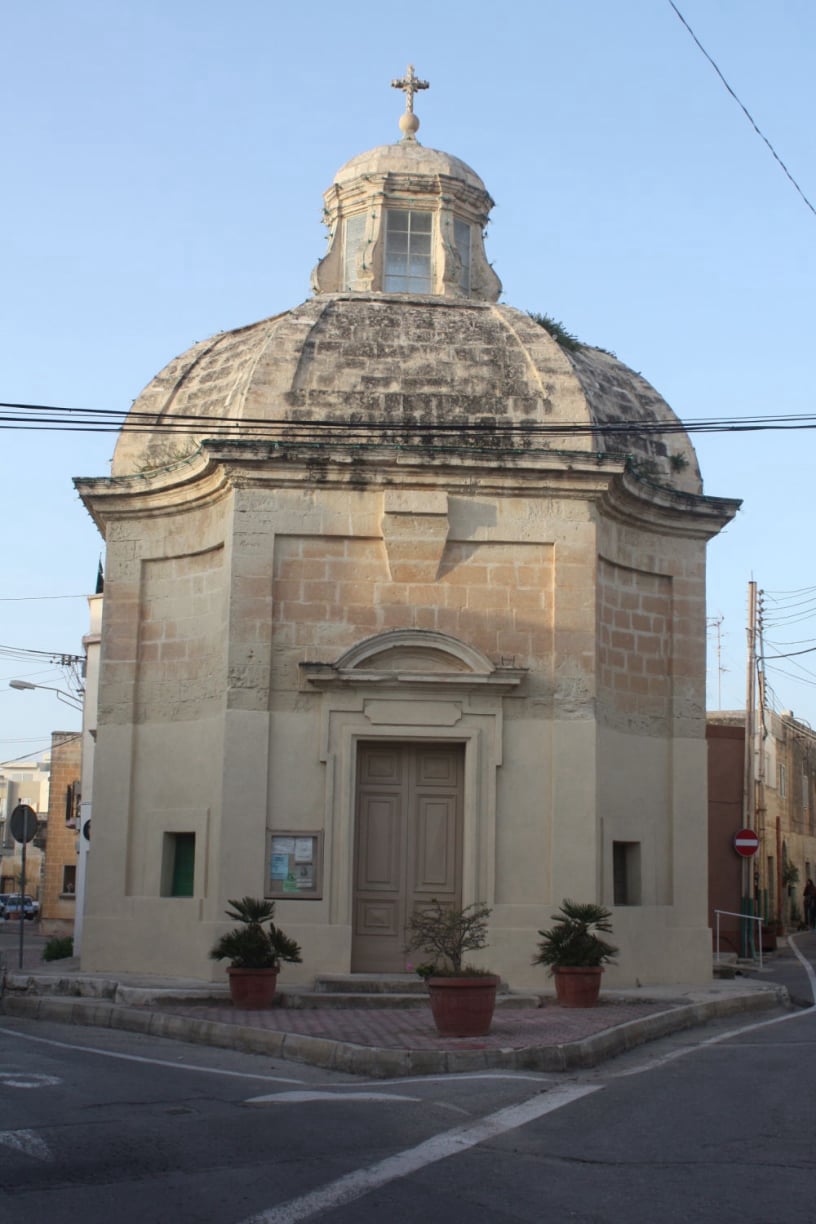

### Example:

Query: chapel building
xmin=76 ymin=71 xmax=740 ymax=987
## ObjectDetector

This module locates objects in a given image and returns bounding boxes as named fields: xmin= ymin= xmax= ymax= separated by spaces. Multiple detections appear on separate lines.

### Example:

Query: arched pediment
xmin=337 ymin=630 xmax=494 ymax=676
xmin=301 ymin=629 xmax=526 ymax=691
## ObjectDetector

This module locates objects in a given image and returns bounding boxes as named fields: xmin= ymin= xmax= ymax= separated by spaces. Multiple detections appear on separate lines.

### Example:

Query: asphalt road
xmin=1 ymin=997 xmax=814 ymax=1224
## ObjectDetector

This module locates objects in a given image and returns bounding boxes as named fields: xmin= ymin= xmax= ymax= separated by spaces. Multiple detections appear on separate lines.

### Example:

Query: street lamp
xmin=9 ymin=679 xmax=83 ymax=711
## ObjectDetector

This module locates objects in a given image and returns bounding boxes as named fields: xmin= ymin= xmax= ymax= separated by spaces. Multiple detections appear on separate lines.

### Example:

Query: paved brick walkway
xmin=156 ymin=998 xmax=673 ymax=1051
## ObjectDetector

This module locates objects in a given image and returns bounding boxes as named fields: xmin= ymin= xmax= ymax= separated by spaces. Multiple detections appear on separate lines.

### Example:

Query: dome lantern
xmin=311 ymin=67 xmax=502 ymax=302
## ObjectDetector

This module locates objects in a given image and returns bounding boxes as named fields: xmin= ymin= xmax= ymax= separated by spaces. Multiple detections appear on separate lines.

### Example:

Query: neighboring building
xmin=707 ymin=709 xmax=816 ymax=951
xmin=0 ymin=755 xmax=49 ymax=897
xmin=763 ymin=711 xmax=816 ymax=927
xmin=706 ymin=717 xmax=745 ymax=955
xmin=39 ymin=731 xmax=82 ymax=936
xmin=73 ymin=591 xmax=103 ymax=954
xmin=75 ymin=79 xmax=739 ymax=987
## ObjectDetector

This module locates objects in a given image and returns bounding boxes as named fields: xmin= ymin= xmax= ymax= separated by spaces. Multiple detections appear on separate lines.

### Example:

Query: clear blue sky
xmin=2 ymin=0 xmax=815 ymax=762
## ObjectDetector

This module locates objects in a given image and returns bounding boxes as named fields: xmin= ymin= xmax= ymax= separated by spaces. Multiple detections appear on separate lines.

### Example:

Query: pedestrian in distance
xmin=803 ymin=878 xmax=816 ymax=930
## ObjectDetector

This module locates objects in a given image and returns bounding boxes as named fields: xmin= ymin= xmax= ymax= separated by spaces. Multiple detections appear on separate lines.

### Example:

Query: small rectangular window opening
xmin=65 ymin=781 xmax=80 ymax=825
xmin=62 ymin=864 xmax=77 ymax=895
xmin=613 ymin=841 xmax=641 ymax=906
xmin=162 ymin=832 xmax=195 ymax=897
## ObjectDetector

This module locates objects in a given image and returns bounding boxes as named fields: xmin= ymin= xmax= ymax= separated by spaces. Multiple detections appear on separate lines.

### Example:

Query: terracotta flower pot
xmin=426 ymin=975 xmax=499 ymax=1036
xmin=553 ymin=965 xmax=603 ymax=1007
xmin=227 ymin=967 xmax=279 ymax=1009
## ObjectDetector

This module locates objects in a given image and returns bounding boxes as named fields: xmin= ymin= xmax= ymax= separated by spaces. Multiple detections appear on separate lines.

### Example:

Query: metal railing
xmin=714 ymin=909 xmax=765 ymax=968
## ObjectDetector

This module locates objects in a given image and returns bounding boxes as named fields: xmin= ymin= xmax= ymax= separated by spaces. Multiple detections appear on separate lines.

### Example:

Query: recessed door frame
xmin=352 ymin=740 xmax=465 ymax=972
xmin=316 ymin=698 xmax=505 ymax=942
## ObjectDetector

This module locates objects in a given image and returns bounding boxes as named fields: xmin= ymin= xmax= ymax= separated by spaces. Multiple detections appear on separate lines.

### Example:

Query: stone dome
xmin=111 ymin=100 xmax=702 ymax=494
xmin=333 ymin=141 xmax=489 ymax=194
xmin=111 ymin=296 xmax=702 ymax=494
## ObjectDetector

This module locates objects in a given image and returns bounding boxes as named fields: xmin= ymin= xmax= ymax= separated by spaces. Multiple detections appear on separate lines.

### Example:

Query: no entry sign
xmin=733 ymin=828 xmax=760 ymax=857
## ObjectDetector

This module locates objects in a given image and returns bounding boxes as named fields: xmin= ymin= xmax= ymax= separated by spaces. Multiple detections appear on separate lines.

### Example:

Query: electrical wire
xmin=668 ymin=1 xmax=816 ymax=219
xmin=0 ymin=645 xmax=84 ymax=665
xmin=761 ymin=645 xmax=816 ymax=662
xmin=2 ymin=399 xmax=816 ymax=440
xmin=764 ymin=665 xmax=816 ymax=690
xmin=764 ymin=584 xmax=816 ymax=598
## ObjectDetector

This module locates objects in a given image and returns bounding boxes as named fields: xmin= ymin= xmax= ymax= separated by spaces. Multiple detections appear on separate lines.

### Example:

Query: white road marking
xmin=313 ymin=1070 xmax=556 ymax=1089
xmin=0 ymin=1129 xmax=51 ymax=1160
xmin=0 ymin=1071 xmax=61 ymax=1089
xmin=789 ymin=931 xmax=816 ymax=998
xmin=607 ymin=1009 xmax=816 ymax=1078
xmin=608 ymin=936 xmax=816 ymax=1079
xmin=0 ymin=1026 xmax=556 ymax=1092
xmin=246 ymin=1090 xmax=419 ymax=1105
xmin=0 ymin=1026 xmax=305 ymax=1085
xmin=238 ymin=1083 xmax=601 ymax=1224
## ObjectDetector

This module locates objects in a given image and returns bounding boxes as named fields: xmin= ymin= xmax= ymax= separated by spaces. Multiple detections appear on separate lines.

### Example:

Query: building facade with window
xmin=707 ymin=709 xmax=816 ymax=950
xmin=762 ymin=711 xmax=816 ymax=927
xmin=0 ymin=756 xmax=49 ymax=898
xmin=39 ymin=731 xmax=82 ymax=935
xmin=76 ymin=87 xmax=739 ymax=987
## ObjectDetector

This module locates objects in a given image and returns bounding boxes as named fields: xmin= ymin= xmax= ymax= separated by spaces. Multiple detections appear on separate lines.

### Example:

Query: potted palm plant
xmin=533 ymin=899 xmax=617 ymax=1007
xmin=210 ymin=896 xmax=302 ymax=1009
xmin=406 ymin=899 xmax=498 ymax=1036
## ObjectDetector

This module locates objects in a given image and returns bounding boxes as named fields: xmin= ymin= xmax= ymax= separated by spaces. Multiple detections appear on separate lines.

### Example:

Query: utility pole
xmin=756 ymin=589 xmax=768 ymax=926
xmin=742 ymin=581 xmax=757 ymax=955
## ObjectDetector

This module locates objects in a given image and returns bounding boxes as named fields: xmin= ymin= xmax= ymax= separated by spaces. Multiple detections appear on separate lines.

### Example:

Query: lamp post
xmin=9 ymin=679 xmax=83 ymax=711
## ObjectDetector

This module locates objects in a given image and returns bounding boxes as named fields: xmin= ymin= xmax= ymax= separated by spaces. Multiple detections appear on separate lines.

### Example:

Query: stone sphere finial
xmin=391 ymin=64 xmax=429 ymax=143
xmin=398 ymin=110 xmax=421 ymax=140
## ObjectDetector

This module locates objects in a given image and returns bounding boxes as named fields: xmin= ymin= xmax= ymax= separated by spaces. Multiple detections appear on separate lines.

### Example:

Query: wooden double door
xmin=352 ymin=742 xmax=464 ymax=973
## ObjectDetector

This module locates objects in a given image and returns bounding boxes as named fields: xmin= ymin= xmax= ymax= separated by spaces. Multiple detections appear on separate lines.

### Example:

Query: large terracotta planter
xmin=426 ymin=975 xmax=499 ymax=1036
xmin=553 ymin=966 xmax=603 ymax=1008
xmin=227 ymin=967 xmax=279 ymax=1009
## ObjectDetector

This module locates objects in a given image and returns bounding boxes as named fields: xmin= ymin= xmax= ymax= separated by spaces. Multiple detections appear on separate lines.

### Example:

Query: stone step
xmin=282 ymin=990 xmax=427 ymax=1010
xmin=312 ymin=974 xmax=429 ymax=996
xmin=284 ymin=983 xmax=542 ymax=1010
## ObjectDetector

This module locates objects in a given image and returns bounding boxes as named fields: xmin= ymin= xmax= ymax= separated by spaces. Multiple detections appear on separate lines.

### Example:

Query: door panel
xmin=357 ymin=796 xmax=401 ymax=889
xmin=413 ymin=797 xmax=458 ymax=893
xmin=353 ymin=742 xmax=463 ymax=972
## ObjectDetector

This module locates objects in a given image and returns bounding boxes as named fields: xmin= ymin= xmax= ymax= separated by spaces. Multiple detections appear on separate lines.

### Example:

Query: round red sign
xmin=733 ymin=828 xmax=760 ymax=857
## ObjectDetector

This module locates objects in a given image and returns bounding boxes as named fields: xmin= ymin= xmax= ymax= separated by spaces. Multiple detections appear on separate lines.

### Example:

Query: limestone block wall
xmin=255 ymin=484 xmax=605 ymax=986
xmin=82 ymin=495 xmax=235 ymax=974
xmin=135 ymin=548 xmax=227 ymax=721
xmin=79 ymin=453 xmax=726 ymax=986
xmin=597 ymin=558 xmax=672 ymax=730
xmin=271 ymin=534 xmax=553 ymax=670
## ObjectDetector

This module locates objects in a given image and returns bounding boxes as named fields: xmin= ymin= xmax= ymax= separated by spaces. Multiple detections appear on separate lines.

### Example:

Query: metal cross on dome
xmin=391 ymin=64 xmax=429 ymax=141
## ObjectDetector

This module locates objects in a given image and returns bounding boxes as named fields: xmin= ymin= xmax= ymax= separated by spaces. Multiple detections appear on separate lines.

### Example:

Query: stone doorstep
xmin=282 ymin=989 xmax=541 ymax=1011
xmin=312 ymin=974 xmax=429 ymax=995
xmin=310 ymin=973 xmax=513 ymax=995
xmin=290 ymin=973 xmax=540 ymax=1011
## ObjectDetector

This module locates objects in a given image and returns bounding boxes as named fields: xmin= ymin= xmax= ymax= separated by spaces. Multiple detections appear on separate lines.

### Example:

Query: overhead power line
xmin=0 ymin=595 xmax=88 ymax=602
xmin=2 ymin=399 xmax=816 ymax=441
xmin=668 ymin=1 xmax=816 ymax=219
xmin=0 ymin=645 xmax=84 ymax=665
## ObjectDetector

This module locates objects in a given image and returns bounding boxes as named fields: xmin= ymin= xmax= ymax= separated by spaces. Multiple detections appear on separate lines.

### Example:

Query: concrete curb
xmin=0 ymin=983 xmax=788 ymax=1078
